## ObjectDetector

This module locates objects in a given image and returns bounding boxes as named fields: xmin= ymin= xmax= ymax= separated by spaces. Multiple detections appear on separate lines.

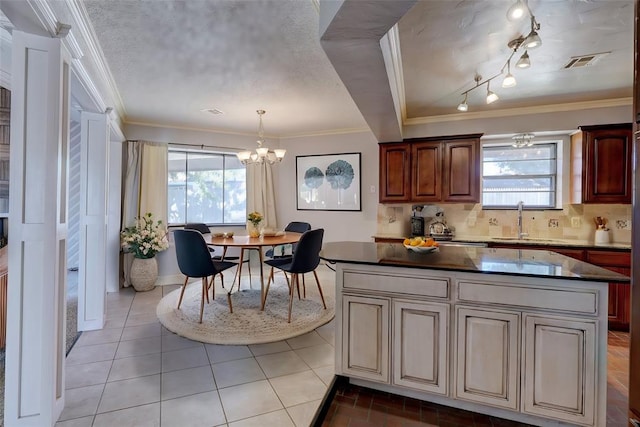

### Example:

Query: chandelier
xmin=456 ymin=0 xmax=542 ymax=112
xmin=512 ymin=133 xmax=535 ymax=148
xmin=237 ymin=110 xmax=286 ymax=165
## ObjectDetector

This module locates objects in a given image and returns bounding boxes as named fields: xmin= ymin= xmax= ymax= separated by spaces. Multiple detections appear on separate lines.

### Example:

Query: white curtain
xmin=247 ymin=162 xmax=278 ymax=229
xmin=121 ymin=140 xmax=168 ymax=287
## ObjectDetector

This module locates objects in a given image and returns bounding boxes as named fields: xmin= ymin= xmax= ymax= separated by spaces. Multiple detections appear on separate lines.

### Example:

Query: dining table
xmin=209 ymin=232 xmax=302 ymax=310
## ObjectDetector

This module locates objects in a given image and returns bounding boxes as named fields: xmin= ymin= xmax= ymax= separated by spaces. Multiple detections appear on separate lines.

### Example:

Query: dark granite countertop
xmin=372 ymin=234 xmax=632 ymax=250
xmin=320 ymin=242 xmax=630 ymax=283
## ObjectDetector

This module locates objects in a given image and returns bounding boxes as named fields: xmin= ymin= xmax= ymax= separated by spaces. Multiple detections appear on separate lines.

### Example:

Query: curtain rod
xmin=127 ymin=139 xmax=240 ymax=152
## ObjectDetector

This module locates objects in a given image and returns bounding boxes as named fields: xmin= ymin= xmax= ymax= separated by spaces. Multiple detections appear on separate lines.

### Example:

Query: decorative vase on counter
xmin=130 ymin=256 xmax=158 ymax=291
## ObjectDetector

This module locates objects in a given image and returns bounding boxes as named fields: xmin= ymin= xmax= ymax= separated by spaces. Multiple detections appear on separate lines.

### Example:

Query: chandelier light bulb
xmin=502 ymin=73 xmax=516 ymax=88
xmin=274 ymin=148 xmax=286 ymax=159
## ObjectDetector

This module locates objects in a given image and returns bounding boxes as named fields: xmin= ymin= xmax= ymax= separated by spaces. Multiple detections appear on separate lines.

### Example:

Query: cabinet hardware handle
xmin=630 ymin=418 xmax=640 ymax=427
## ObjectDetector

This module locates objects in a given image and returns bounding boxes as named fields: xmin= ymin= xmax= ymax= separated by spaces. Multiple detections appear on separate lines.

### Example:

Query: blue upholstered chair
xmin=265 ymin=221 xmax=311 ymax=286
xmin=184 ymin=223 xmax=215 ymax=256
xmin=263 ymin=228 xmax=326 ymax=322
xmin=173 ymin=229 xmax=237 ymax=322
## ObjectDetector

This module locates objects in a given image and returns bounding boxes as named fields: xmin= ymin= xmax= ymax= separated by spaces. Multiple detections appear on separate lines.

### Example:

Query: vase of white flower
xmin=121 ymin=213 xmax=169 ymax=291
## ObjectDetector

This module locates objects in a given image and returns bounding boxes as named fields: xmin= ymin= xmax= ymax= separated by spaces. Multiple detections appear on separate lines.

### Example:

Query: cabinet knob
xmin=630 ymin=418 xmax=640 ymax=427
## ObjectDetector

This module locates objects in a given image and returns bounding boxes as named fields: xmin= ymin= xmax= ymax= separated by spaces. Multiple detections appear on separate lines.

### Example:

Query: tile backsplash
xmin=377 ymin=203 xmax=632 ymax=244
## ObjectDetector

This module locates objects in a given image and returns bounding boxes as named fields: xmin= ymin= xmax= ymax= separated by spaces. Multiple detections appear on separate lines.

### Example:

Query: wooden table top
xmin=210 ymin=232 xmax=302 ymax=247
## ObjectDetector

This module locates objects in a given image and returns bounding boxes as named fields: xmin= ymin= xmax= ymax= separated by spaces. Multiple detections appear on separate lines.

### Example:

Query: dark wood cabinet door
xmin=442 ymin=138 xmax=480 ymax=202
xmin=379 ymin=143 xmax=411 ymax=203
xmin=410 ymin=141 xmax=442 ymax=202
xmin=581 ymin=124 xmax=632 ymax=203
xmin=549 ymin=248 xmax=586 ymax=261
xmin=586 ymin=250 xmax=631 ymax=331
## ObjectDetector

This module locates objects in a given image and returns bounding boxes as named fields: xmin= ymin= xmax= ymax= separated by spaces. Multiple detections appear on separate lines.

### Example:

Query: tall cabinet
xmin=379 ymin=134 xmax=481 ymax=203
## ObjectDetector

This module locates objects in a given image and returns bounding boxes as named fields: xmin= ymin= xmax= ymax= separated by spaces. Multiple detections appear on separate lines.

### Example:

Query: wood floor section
xmin=320 ymin=331 xmax=630 ymax=427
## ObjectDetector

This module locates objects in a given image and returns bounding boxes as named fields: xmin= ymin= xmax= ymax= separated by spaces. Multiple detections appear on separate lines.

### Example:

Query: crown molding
xmin=65 ymin=0 xmax=125 ymax=118
xmin=404 ymin=97 xmax=633 ymax=126
xmin=125 ymin=119 xmax=371 ymax=140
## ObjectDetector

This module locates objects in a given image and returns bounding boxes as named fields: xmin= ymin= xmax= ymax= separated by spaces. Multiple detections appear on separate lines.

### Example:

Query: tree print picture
xmin=296 ymin=153 xmax=361 ymax=211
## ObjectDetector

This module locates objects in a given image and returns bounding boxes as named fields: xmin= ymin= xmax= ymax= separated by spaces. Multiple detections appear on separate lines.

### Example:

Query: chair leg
xmin=210 ymin=275 xmax=215 ymax=301
xmin=296 ymin=276 xmax=301 ymax=300
xmin=177 ymin=276 xmax=189 ymax=309
xmin=302 ymin=274 xmax=306 ymax=299
xmin=288 ymin=274 xmax=296 ymax=323
xmin=205 ymin=276 xmax=211 ymax=304
xmin=220 ymin=272 xmax=225 ymax=289
xmin=223 ymin=272 xmax=233 ymax=313
xmin=267 ymin=266 xmax=274 ymax=286
xmin=313 ymin=270 xmax=327 ymax=309
xmin=199 ymin=278 xmax=206 ymax=323
xmin=263 ymin=269 xmax=274 ymax=308
xmin=247 ymin=250 xmax=252 ymax=288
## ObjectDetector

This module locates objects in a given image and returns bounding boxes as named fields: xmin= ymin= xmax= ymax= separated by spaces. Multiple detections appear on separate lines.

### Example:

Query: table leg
xmin=233 ymin=248 xmax=246 ymax=292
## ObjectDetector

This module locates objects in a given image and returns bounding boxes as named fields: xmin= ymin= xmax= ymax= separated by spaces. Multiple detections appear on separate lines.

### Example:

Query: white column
xmin=77 ymin=112 xmax=108 ymax=330
xmin=106 ymin=138 xmax=122 ymax=293
xmin=5 ymin=30 xmax=70 ymax=426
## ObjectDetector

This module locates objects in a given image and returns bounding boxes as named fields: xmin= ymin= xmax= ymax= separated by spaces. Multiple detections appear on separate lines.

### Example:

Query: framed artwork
xmin=296 ymin=152 xmax=361 ymax=211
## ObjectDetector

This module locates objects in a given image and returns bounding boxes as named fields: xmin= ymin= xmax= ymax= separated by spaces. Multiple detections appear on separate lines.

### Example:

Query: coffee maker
xmin=410 ymin=205 xmax=425 ymax=236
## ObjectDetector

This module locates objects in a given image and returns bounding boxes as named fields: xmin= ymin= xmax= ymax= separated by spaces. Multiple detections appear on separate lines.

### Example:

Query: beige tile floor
xmin=57 ymin=274 xmax=335 ymax=427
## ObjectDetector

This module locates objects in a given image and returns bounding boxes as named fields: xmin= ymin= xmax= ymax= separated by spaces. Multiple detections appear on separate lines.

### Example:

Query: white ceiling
xmin=75 ymin=0 xmax=635 ymax=137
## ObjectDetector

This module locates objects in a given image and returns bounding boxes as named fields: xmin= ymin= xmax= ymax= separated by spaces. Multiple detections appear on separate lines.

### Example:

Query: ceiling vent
xmin=201 ymin=108 xmax=224 ymax=115
xmin=563 ymin=52 xmax=610 ymax=69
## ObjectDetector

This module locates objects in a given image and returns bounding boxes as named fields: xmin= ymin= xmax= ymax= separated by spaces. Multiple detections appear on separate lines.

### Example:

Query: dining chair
xmin=265 ymin=221 xmax=311 ymax=287
xmin=263 ymin=228 xmax=326 ymax=322
xmin=173 ymin=229 xmax=237 ymax=322
xmin=184 ymin=223 xmax=216 ymax=256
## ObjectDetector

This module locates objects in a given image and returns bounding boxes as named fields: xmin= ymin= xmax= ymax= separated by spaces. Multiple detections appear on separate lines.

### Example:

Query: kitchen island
xmin=320 ymin=242 xmax=630 ymax=427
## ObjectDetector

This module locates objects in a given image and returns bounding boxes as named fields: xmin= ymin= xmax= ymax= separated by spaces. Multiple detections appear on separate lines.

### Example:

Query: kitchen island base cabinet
xmin=455 ymin=307 xmax=520 ymax=410
xmin=341 ymin=295 xmax=389 ymax=383
xmin=523 ymin=315 xmax=596 ymax=425
xmin=393 ymin=300 xmax=448 ymax=395
xmin=334 ymin=264 xmax=607 ymax=427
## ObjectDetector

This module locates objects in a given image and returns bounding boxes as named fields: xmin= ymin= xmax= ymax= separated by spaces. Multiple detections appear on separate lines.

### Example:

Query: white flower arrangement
xmin=121 ymin=213 xmax=169 ymax=259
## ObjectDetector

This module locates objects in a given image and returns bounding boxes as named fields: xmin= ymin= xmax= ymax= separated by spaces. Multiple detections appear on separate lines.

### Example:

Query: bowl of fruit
xmin=402 ymin=237 xmax=439 ymax=253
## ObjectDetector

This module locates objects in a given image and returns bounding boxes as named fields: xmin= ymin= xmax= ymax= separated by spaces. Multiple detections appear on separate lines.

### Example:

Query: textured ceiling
xmin=399 ymin=0 xmax=634 ymax=117
xmin=80 ymin=0 xmax=634 ymax=137
xmin=82 ymin=0 xmax=368 ymax=136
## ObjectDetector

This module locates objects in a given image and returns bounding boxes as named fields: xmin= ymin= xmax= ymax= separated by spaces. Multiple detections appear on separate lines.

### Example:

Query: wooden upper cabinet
xmin=443 ymin=138 xmax=480 ymax=203
xmin=411 ymin=141 xmax=442 ymax=202
xmin=379 ymin=142 xmax=411 ymax=203
xmin=571 ymin=123 xmax=632 ymax=204
xmin=379 ymin=134 xmax=481 ymax=204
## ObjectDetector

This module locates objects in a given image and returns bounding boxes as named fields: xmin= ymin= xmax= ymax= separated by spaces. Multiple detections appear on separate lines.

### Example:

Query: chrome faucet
xmin=517 ymin=201 xmax=528 ymax=239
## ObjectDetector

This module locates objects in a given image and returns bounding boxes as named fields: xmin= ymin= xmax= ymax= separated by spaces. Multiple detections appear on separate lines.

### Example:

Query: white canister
xmin=594 ymin=229 xmax=610 ymax=245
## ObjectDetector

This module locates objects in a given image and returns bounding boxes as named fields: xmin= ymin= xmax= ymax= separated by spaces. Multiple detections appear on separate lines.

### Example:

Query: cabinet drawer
xmin=457 ymin=281 xmax=598 ymax=315
xmin=586 ymin=250 xmax=630 ymax=268
xmin=343 ymin=271 xmax=449 ymax=298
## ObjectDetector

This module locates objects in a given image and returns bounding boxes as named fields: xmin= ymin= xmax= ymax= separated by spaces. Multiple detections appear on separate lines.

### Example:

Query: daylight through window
xmin=167 ymin=150 xmax=246 ymax=225
xmin=482 ymin=143 xmax=557 ymax=209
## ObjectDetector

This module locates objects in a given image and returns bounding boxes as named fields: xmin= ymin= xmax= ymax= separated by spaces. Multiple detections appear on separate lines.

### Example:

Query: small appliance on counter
xmin=410 ymin=205 xmax=425 ymax=237
xmin=428 ymin=212 xmax=454 ymax=241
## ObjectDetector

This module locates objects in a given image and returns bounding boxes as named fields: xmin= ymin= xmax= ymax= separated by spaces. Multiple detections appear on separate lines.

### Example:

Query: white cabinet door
xmin=342 ymin=295 xmax=390 ymax=383
xmin=393 ymin=300 xmax=449 ymax=395
xmin=523 ymin=315 xmax=596 ymax=425
xmin=455 ymin=307 xmax=520 ymax=410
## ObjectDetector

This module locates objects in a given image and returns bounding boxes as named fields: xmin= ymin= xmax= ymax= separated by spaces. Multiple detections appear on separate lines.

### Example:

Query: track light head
xmin=506 ymin=0 xmax=527 ymax=21
xmin=516 ymin=51 xmax=531 ymax=68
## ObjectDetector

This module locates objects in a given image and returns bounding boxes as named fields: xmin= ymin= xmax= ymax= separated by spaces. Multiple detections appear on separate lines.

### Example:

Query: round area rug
xmin=156 ymin=276 xmax=335 ymax=345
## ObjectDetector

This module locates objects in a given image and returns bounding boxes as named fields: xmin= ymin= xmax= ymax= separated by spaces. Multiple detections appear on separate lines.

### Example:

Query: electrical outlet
xmin=571 ymin=217 xmax=581 ymax=228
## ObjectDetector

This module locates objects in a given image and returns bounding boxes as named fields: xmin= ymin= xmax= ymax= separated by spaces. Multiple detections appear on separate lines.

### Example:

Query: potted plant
xmin=121 ymin=213 xmax=169 ymax=291
xmin=247 ymin=211 xmax=264 ymax=238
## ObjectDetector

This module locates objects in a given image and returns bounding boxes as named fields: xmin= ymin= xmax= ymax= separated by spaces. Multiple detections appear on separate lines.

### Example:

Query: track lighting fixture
xmin=502 ymin=60 xmax=516 ymax=88
xmin=516 ymin=51 xmax=531 ymax=68
xmin=486 ymin=81 xmax=499 ymax=104
xmin=457 ymin=93 xmax=469 ymax=112
xmin=455 ymin=1 xmax=541 ymax=111
xmin=506 ymin=0 xmax=527 ymax=21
